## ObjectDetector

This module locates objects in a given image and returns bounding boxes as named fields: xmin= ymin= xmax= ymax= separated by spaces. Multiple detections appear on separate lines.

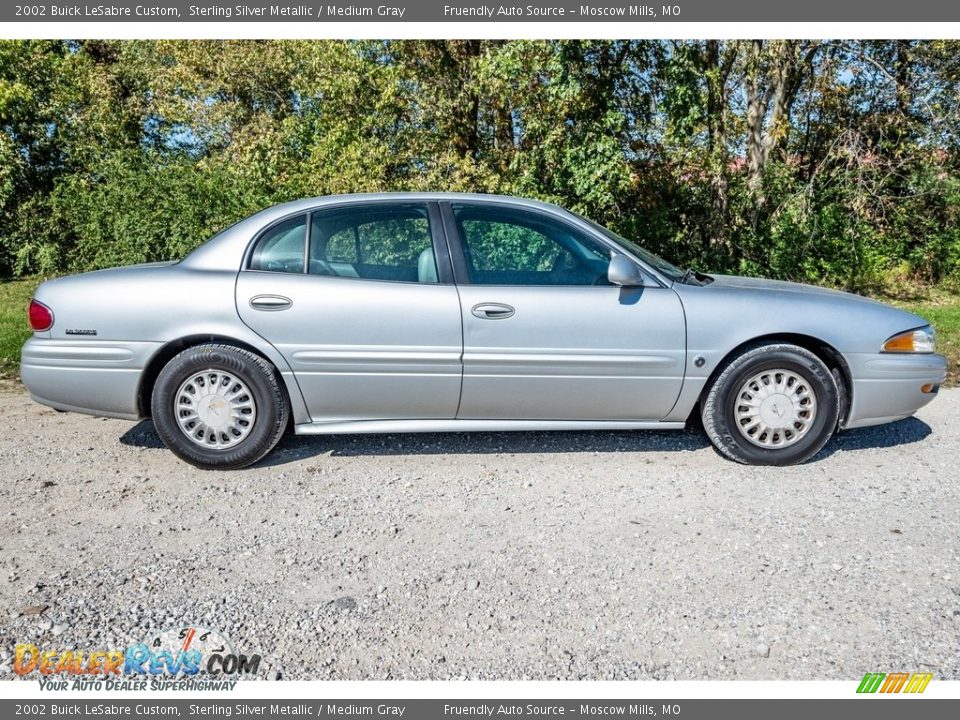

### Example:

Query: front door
xmin=447 ymin=202 xmax=686 ymax=421
xmin=236 ymin=202 xmax=463 ymax=422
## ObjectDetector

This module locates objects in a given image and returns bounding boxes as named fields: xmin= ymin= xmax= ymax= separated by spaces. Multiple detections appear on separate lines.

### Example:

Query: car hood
xmin=672 ymin=273 xmax=934 ymax=355
xmin=703 ymin=273 xmax=886 ymax=307
xmin=687 ymin=273 xmax=932 ymax=337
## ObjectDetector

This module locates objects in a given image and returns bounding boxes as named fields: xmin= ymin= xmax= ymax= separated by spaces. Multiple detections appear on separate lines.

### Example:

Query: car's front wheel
xmin=151 ymin=344 xmax=288 ymax=470
xmin=701 ymin=343 xmax=840 ymax=465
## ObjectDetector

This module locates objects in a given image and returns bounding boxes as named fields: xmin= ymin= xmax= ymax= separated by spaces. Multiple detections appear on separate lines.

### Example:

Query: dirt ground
xmin=1 ymin=388 xmax=958 ymax=680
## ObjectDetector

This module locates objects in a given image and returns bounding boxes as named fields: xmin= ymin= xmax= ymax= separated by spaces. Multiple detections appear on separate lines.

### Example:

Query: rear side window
xmin=309 ymin=204 xmax=438 ymax=283
xmin=249 ymin=215 xmax=306 ymax=274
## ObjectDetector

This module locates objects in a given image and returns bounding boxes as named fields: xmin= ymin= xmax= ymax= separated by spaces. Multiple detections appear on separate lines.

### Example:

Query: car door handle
xmin=249 ymin=294 xmax=292 ymax=311
xmin=472 ymin=303 xmax=515 ymax=320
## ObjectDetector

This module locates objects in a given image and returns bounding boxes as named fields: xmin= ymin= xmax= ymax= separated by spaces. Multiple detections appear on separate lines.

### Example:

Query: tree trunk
xmin=745 ymin=40 xmax=767 ymax=194
xmin=702 ymin=40 xmax=737 ymax=248
xmin=745 ymin=40 xmax=815 ymax=196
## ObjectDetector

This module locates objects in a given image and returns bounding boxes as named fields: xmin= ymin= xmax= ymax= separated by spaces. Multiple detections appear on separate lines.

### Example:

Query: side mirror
xmin=607 ymin=254 xmax=648 ymax=287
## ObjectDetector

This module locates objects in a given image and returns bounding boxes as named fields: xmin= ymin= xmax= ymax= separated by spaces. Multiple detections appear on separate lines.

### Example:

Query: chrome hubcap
xmin=174 ymin=370 xmax=256 ymax=449
xmin=734 ymin=369 xmax=817 ymax=449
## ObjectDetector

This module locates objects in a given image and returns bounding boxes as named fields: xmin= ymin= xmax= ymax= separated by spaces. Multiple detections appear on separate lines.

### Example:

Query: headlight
xmin=881 ymin=326 xmax=936 ymax=353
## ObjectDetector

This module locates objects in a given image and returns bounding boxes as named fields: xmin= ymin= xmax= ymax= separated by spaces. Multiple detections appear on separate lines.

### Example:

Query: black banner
xmin=4 ymin=1 xmax=960 ymax=24
xmin=2 ymin=699 xmax=959 ymax=720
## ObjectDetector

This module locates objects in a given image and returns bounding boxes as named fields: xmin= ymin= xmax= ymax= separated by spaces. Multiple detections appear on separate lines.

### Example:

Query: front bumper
xmin=844 ymin=352 xmax=948 ymax=429
xmin=20 ymin=337 xmax=161 ymax=420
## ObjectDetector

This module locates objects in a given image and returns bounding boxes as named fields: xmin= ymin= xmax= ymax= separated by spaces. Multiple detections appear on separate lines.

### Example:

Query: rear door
xmin=236 ymin=202 xmax=463 ymax=422
xmin=445 ymin=202 xmax=686 ymax=421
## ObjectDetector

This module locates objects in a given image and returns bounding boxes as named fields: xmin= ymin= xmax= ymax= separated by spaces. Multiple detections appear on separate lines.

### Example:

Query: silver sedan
xmin=21 ymin=193 xmax=947 ymax=469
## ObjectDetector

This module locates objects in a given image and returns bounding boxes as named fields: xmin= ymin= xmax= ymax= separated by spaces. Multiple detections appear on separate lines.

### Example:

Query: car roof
xmin=255 ymin=192 xmax=562 ymax=215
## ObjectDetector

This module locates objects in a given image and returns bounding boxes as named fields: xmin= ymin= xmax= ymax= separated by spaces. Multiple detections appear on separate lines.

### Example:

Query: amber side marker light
xmin=921 ymin=384 xmax=939 ymax=394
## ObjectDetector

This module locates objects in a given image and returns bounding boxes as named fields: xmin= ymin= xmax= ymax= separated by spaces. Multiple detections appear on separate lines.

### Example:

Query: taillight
xmin=28 ymin=299 xmax=54 ymax=332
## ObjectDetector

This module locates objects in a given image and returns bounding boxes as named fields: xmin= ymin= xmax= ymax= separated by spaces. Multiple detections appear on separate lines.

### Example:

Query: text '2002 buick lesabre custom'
xmin=21 ymin=193 xmax=947 ymax=469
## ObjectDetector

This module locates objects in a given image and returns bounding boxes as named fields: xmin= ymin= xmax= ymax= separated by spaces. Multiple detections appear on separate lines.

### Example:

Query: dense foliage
xmin=1 ymin=39 xmax=958 ymax=291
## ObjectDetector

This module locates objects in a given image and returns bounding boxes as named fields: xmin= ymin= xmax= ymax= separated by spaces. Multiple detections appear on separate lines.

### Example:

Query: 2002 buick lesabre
xmin=21 ymin=193 xmax=947 ymax=469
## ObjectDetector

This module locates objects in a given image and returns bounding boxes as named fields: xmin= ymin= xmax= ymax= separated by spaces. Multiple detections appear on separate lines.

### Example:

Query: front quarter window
xmin=580 ymin=217 xmax=684 ymax=283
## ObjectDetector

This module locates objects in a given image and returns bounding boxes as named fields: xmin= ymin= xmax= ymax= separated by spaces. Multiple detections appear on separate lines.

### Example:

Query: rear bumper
xmin=20 ymin=337 xmax=161 ymax=420
xmin=844 ymin=352 xmax=948 ymax=429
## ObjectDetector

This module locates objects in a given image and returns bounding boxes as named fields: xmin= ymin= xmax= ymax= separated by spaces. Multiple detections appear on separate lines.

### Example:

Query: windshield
xmin=579 ymin=216 xmax=685 ymax=282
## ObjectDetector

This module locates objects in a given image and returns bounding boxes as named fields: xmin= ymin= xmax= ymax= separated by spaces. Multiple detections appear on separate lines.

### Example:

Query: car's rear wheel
xmin=701 ymin=343 xmax=840 ymax=465
xmin=152 ymin=344 xmax=288 ymax=470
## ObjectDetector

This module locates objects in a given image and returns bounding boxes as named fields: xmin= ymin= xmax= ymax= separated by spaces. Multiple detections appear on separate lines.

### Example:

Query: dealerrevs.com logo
xmin=15 ymin=626 xmax=262 ymax=691
xmin=857 ymin=672 xmax=933 ymax=694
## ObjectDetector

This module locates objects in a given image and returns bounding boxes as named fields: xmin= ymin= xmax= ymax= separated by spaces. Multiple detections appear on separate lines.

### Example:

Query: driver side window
xmin=453 ymin=205 xmax=612 ymax=286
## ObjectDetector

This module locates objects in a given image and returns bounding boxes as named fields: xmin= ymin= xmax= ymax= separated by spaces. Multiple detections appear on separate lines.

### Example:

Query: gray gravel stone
xmin=0 ymin=388 xmax=958 ymax=680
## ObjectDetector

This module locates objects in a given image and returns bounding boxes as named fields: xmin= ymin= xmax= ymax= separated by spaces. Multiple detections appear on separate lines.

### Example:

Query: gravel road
xmin=1 ymin=387 xmax=958 ymax=681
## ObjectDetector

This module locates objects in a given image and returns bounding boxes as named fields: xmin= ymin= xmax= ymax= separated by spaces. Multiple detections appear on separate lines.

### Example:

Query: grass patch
xmin=0 ymin=277 xmax=41 ymax=380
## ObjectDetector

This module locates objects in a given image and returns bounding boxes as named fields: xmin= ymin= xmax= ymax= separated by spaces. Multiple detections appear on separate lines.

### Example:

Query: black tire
xmin=701 ymin=343 xmax=840 ymax=466
xmin=151 ymin=344 xmax=289 ymax=470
